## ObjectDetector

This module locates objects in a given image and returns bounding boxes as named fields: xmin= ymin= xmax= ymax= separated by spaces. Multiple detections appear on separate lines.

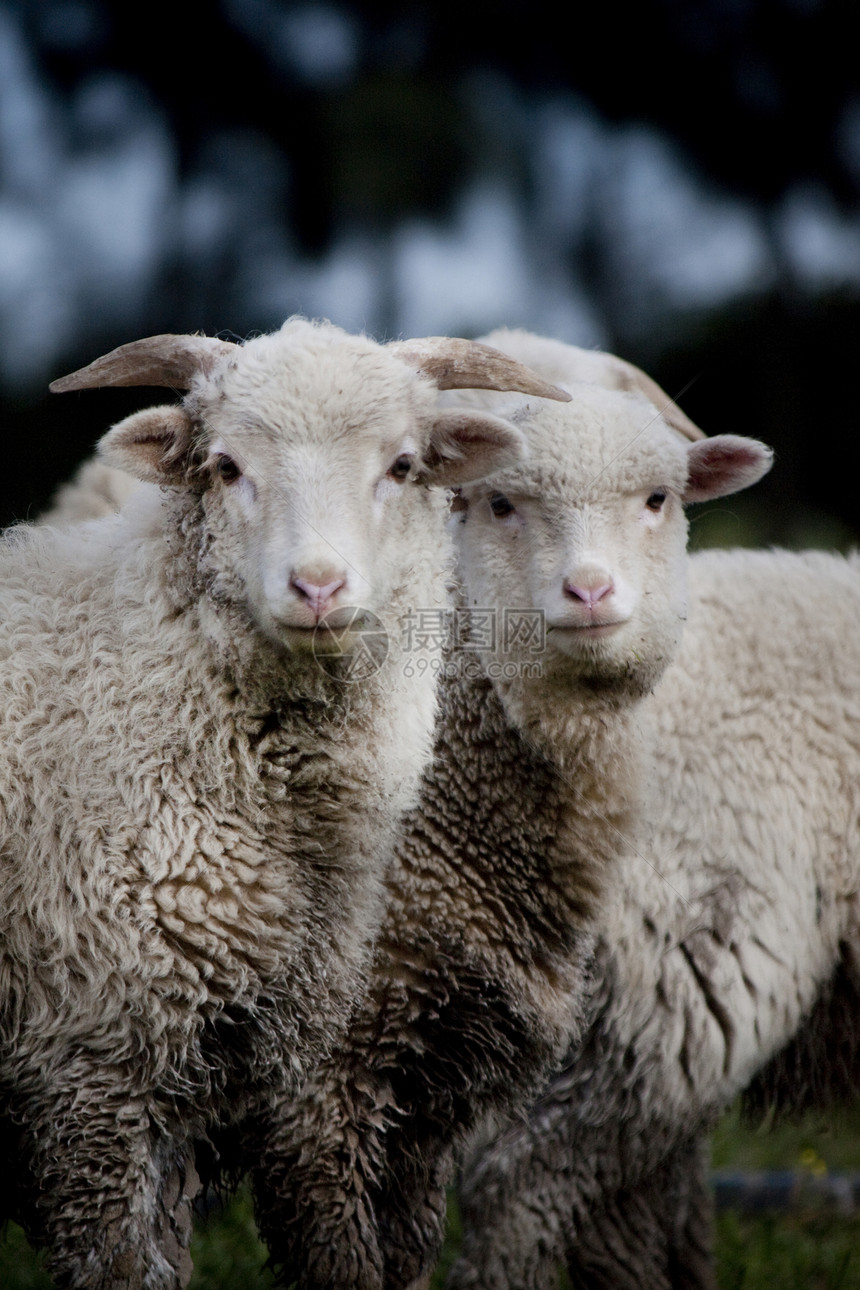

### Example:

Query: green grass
xmin=710 ymin=1103 xmax=860 ymax=1290
xmin=189 ymin=1191 xmax=275 ymax=1289
xmin=2 ymin=1104 xmax=860 ymax=1288
xmin=715 ymin=1210 xmax=860 ymax=1290
xmin=0 ymin=1222 xmax=52 ymax=1290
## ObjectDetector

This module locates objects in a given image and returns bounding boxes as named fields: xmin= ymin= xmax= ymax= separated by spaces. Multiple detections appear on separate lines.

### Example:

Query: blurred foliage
xmin=0 ymin=1222 xmax=52 ymax=1290
xmin=714 ymin=1212 xmax=860 ymax=1290
xmin=651 ymin=289 xmax=860 ymax=553
xmin=3 ymin=0 xmax=860 ymax=539
xmin=25 ymin=0 xmax=860 ymax=212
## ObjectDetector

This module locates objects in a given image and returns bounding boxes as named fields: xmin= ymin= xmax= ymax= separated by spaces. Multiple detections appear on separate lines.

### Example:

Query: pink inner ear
xmin=684 ymin=436 xmax=773 ymax=503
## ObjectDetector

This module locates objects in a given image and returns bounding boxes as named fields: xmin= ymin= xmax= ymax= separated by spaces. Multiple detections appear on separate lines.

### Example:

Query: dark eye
xmin=646 ymin=491 xmax=667 ymax=512
xmin=388 ymin=454 xmax=413 ymax=482
xmin=216 ymin=454 xmax=241 ymax=484
xmin=489 ymin=493 xmax=515 ymax=518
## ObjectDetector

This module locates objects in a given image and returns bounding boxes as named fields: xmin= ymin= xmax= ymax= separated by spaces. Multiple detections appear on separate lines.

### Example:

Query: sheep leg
xmin=360 ymin=964 xmax=564 ymax=1290
xmin=446 ymin=1143 xmax=570 ymax=1290
xmin=565 ymin=1140 xmax=716 ymax=1290
xmin=450 ymin=1121 xmax=716 ymax=1290
xmin=376 ymin=1133 xmax=452 ymax=1290
xmin=250 ymin=943 xmax=557 ymax=1289
xmin=16 ymin=1060 xmax=197 ymax=1290
xmin=252 ymin=1062 xmax=451 ymax=1290
xmin=446 ymin=1102 xmax=652 ymax=1290
xmin=666 ymin=1139 xmax=717 ymax=1290
xmin=251 ymin=1060 xmax=386 ymax=1289
xmin=568 ymin=1186 xmax=676 ymax=1290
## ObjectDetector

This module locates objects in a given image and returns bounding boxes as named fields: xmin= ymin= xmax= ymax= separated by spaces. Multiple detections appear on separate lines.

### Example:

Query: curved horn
xmin=606 ymin=357 xmax=705 ymax=441
xmin=388 ymin=337 xmax=571 ymax=403
xmin=49 ymin=334 xmax=237 ymax=394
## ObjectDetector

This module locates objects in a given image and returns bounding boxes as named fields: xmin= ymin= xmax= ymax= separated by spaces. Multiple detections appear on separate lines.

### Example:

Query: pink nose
xmin=564 ymin=580 xmax=613 ymax=607
xmin=290 ymin=575 xmax=346 ymax=620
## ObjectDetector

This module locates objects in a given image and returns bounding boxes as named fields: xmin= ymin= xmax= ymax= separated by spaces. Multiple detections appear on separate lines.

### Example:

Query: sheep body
xmin=43 ymin=456 xmax=143 ymax=522
xmin=0 ymin=316 xmax=554 ymax=1288
xmin=251 ymin=350 xmax=772 ymax=1289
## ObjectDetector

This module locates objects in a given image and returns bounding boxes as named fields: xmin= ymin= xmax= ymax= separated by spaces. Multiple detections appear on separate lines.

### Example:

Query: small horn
xmin=388 ymin=337 xmax=572 ymax=403
xmin=607 ymin=357 xmax=705 ymax=441
xmin=49 ymin=334 xmax=237 ymax=394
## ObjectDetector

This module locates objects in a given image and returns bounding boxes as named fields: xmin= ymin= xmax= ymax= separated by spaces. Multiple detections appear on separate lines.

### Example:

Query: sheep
xmin=0 ymin=315 xmax=571 ymax=1290
xmin=43 ymin=456 xmax=143 ymax=522
xmin=448 ymin=541 xmax=860 ymax=1290
xmin=245 ymin=336 xmax=774 ymax=1290
xmin=430 ymin=335 xmax=860 ymax=1290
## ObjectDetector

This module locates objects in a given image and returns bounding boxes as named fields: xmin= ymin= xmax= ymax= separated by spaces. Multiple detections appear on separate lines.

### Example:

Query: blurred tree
xmin=1 ymin=0 xmax=859 ymax=535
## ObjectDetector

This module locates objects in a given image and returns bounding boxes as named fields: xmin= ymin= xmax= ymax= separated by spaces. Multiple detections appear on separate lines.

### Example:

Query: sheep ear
xmin=683 ymin=435 xmax=773 ymax=503
xmin=97 ymin=406 xmax=194 ymax=485
xmin=423 ymin=410 xmax=525 ymax=487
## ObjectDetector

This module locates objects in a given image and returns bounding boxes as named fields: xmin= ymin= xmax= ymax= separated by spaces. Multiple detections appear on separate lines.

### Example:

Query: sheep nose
xmin=290 ymin=574 xmax=347 ymax=620
xmin=564 ymin=580 xmax=613 ymax=607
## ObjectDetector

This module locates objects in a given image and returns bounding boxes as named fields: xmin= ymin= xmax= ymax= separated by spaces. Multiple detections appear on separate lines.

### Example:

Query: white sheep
xmin=244 ymin=337 xmax=774 ymax=1289
xmin=42 ymin=456 xmax=143 ymax=522
xmin=0 ymin=316 xmax=569 ymax=1290
xmin=450 ymin=544 xmax=860 ymax=1290
xmin=433 ymin=336 xmax=860 ymax=1290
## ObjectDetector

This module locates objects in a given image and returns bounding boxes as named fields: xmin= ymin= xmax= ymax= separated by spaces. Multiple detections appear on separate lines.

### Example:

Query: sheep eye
xmin=215 ymin=454 xmax=241 ymax=484
xmin=646 ymin=491 xmax=667 ymax=512
xmin=388 ymin=454 xmax=413 ymax=483
xmin=489 ymin=493 xmax=514 ymax=518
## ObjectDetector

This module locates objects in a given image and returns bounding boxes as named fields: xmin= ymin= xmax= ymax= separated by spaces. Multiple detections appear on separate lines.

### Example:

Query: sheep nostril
xmin=291 ymin=575 xmax=347 ymax=619
xmin=564 ymin=581 xmax=613 ymax=607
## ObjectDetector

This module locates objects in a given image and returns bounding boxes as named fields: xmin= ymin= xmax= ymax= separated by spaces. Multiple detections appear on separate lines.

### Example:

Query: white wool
xmin=444 ymin=343 xmax=860 ymax=1290
xmin=0 ymin=315 xmax=543 ymax=1288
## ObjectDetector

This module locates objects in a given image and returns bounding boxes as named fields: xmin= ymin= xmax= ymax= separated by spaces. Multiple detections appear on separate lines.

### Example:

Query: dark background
xmin=2 ymin=0 xmax=859 ymax=543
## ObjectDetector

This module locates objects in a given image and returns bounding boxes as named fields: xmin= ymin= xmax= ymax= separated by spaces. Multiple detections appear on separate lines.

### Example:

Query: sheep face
xmin=90 ymin=319 xmax=531 ymax=655
xmin=453 ymin=386 xmax=772 ymax=696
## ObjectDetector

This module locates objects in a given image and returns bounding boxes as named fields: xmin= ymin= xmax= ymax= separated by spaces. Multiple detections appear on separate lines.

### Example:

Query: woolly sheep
xmin=448 ymin=559 xmax=860 ymax=1290
xmin=43 ymin=456 xmax=143 ymax=522
xmin=0 ymin=316 xmax=569 ymax=1289
xmin=436 ymin=335 xmax=860 ymax=1290
xmin=246 ymin=337 xmax=773 ymax=1289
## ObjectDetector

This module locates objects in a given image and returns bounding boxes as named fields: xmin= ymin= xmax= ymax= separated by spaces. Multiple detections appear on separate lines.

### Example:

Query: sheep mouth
xmin=548 ymin=621 xmax=626 ymax=639
xmin=276 ymin=611 xmax=363 ymax=637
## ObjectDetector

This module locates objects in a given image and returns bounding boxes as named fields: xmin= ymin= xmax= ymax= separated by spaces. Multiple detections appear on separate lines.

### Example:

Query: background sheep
xmin=448 ymin=540 xmax=860 ymax=1290
xmin=0 ymin=316 xmax=567 ymax=1289
xmin=248 ymin=343 xmax=772 ymax=1289
xmin=43 ymin=456 xmax=143 ymax=523
xmin=432 ymin=339 xmax=860 ymax=1290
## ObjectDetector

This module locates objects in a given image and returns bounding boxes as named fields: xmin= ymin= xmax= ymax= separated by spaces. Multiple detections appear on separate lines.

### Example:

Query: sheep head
xmin=453 ymin=377 xmax=772 ymax=700
xmin=50 ymin=318 xmax=569 ymax=653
